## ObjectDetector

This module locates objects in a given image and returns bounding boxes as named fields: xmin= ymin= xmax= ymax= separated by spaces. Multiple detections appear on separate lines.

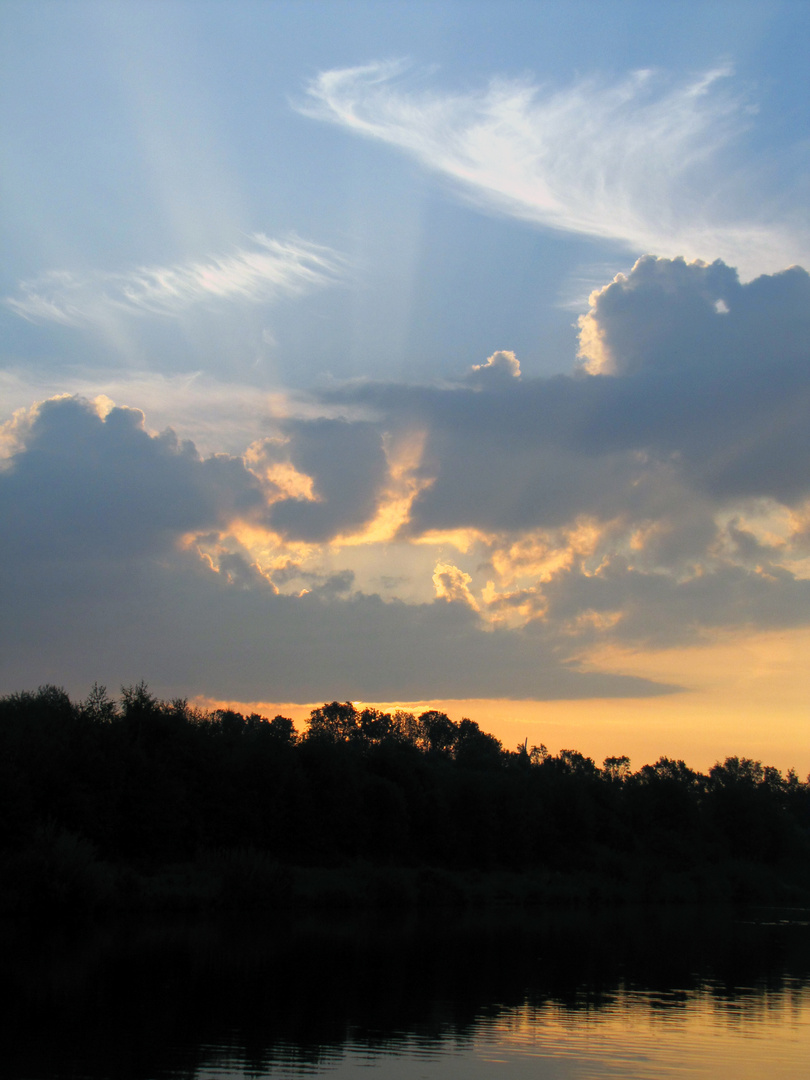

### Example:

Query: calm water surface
xmin=5 ymin=906 xmax=809 ymax=1079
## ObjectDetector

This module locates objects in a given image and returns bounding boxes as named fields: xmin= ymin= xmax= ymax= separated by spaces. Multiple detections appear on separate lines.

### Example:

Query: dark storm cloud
xmin=0 ymin=396 xmax=269 ymax=561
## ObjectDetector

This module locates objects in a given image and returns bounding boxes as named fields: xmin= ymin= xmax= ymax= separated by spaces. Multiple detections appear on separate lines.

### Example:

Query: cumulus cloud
xmin=5 ymin=255 xmax=810 ymax=701
xmin=5 ymin=234 xmax=344 ymax=326
xmin=332 ymin=257 xmax=810 ymax=526
xmin=0 ymin=396 xmax=269 ymax=561
xmin=469 ymin=349 xmax=521 ymax=382
xmin=433 ymin=562 xmax=480 ymax=610
xmin=578 ymin=257 xmax=810 ymax=378
xmin=0 ymin=395 xmax=666 ymax=701
xmin=302 ymin=62 xmax=809 ymax=279
xmin=327 ymin=371 xmax=648 ymax=533
xmin=320 ymin=256 xmax=810 ymax=646
xmin=577 ymin=258 xmax=810 ymax=504
xmin=256 ymin=417 xmax=391 ymax=542
xmin=0 ymin=368 xmax=363 ymax=458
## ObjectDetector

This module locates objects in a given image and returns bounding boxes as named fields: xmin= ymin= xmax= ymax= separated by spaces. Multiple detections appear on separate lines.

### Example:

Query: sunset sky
xmin=2 ymin=0 xmax=809 ymax=772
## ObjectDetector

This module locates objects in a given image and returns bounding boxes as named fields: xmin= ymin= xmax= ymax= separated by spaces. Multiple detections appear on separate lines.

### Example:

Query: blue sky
xmin=2 ymin=1 xmax=809 ymax=768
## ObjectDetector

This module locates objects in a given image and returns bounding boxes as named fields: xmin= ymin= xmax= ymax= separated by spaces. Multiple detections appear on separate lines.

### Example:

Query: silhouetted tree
xmin=418 ymin=710 xmax=457 ymax=755
xmin=603 ymin=756 xmax=631 ymax=783
xmin=453 ymin=718 xmax=503 ymax=770
xmin=2 ymin=683 xmax=810 ymax=907
xmin=307 ymin=701 xmax=361 ymax=743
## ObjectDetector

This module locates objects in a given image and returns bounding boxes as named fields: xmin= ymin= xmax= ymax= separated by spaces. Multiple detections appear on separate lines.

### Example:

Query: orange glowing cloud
xmin=334 ymin=429 xmax=433 ymax=546
xmin=489 ymin=518 xmax=608 ymax=587
xmin=433 ymin=561 xmax=480 ymax=610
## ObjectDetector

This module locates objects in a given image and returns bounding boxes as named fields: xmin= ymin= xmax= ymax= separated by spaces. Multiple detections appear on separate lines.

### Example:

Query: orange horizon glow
xmin=192 ymin=625 xmax=810 ymax=778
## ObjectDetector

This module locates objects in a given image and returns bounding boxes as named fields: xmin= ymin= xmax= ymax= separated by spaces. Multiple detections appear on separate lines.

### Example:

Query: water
xmin=5 ymin=906 xmax=809 ymax=1079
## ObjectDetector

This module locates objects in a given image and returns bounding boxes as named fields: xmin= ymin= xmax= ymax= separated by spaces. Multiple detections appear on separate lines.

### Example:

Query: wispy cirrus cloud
xmin=302 ymin=61 xmax=809 ymax=279
xmin=5 ymin=234 xmax=345 ymax=327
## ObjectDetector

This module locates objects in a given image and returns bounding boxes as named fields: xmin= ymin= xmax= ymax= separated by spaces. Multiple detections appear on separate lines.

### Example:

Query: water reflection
xmin=4 ymin=906 xmax=809 ymax=1079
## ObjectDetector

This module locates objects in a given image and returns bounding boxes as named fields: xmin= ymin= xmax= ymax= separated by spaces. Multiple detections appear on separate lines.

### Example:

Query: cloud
xmin=318 ymin=256 xmax=810 ymax=645
xmin=541 ymin=555 xmax=810 ymax=648
xmin=469 ymin=349 xmax=521 ymax=383
xmin=578 ymin=257 xmax=810 ymax=378
xmin=302 ymin=62 xmax=809 ymax=279
xmin=326 ymin=373 xmax=649 ymax=533
xmin=331 ymin=257 xmax=810 ymax=526
xmin=5 ymin=234 xmax=344 ymax=326
xmin=0 ymin=541 xmax=672 ymax=702
xmin=0 ymin=396 xmax=667 ymax=702
xmin=433 ymin=562 xmax=480 ymax=610
xmin=257 ymin=417 xmax=391 ymax=542
xmin=0 ymin=396 xmax=270 ymax=561
xmin=5 ymin=256 xmax=810 ymax=702
xmin=0 ymin=368 xmax=364 ymax=459
xmin=577 ymin=258 xmax=810 ymax=504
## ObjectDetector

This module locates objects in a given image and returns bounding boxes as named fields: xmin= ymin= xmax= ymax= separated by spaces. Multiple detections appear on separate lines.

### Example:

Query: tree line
xmin=1 ymin=683 xmax=809 ymax=909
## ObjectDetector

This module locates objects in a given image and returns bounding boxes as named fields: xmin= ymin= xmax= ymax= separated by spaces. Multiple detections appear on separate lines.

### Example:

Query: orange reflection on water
xmin=471 ymin=985 xmax=810 ymax=1080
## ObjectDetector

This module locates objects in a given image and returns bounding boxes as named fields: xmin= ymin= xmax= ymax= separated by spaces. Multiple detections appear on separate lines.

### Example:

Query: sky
xmin=2 ymin=0 xmax=809 ymax=772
